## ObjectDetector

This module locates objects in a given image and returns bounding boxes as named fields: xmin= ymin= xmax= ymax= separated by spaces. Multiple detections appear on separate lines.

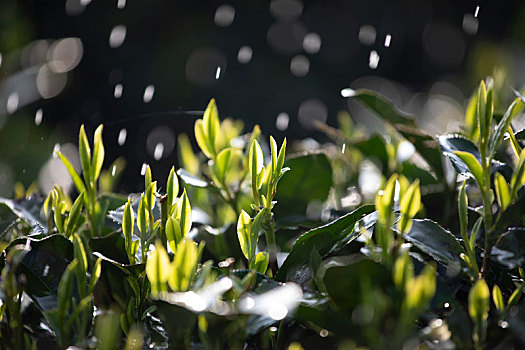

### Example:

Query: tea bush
xmin=1 ymin=76 xmax=525 ymax=349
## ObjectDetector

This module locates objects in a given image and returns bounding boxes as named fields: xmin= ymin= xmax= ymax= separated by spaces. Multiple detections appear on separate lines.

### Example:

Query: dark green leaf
xmin=491 ymin=228 xmax=525 ymax=269
xmin=0 ymin=196 xmax=47 ymax=233
xmin=401 ymin=219 xmax=464 ymax=267
xmin=275 ymin=153 xmax=333 ymax=220
xmin=276 ymin=205 xmax=374 ymax=282
xmin=347 ymin=89 xmax=416 ymax=126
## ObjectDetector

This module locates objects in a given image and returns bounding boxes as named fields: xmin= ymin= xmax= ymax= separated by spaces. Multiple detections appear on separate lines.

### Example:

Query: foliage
xmin=1 ymin=76 xmax=525 ymax=349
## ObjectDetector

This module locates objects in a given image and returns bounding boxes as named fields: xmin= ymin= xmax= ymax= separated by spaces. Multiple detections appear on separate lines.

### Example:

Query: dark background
xmin=1 ymin=0 xmax=525 ymax=195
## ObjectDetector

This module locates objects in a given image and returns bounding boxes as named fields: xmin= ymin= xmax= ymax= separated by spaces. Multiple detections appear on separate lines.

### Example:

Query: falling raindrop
xmin=359 ymin=25 xmax=376 ymax=45
xmin=290 ymin=55 xmax=309 ymax=77
xmin=53 ymin=143 xmax=60 ymax=158
xmin=153 ymin=143 xmax=164 ymax=160
xmin=303 ymin=33 xmax=321 ymax=54
xmin=214 ymin=5 xmax=235 ymax=27
xmin=185 ymin=48 xmax=227 ymax=87
xmin=35 ymin=109 xmax=43 ymax=126
xmin=342 ymin=143 xmax=346 ymax=154
xmin=6 ymin=93 xmax=19 ymax=114
xmin=384 ymin=34 xmax=392 ymax=47
xmin=340 ymin=88 xmax=355 ymax=97
xmin=118 ymin=128 xmax=127 ymax=146
xmin=276 ymin=112 xmax=289 ymax=131
xmin=369 ymin=50 xmax=380 ymax=69
xmin=0 ymin=53 xmax=2 ymax=68
xmin=474 ymin=5 xmax=480 ymax=17
xmin=237 ymin=46 xmax=253 ymax=64
xmin=111 ymin=165 xmax=116 ymax=176
xmin=109 ymin=25 xmax=127 ymax=48
xmin=462 ymin=14 xmax=479 ymax=35
xmin=43 ymin=265 xmax=50 ymax=277
xmin=215 ymin=66 xmax=221 ymax=80
xmin=114 ymin=84 xmax=123 ymax=98
xmin=117 ymin=0 xmax=126 ymax=9
xmin=141 ymin=163 xmax=147 ymax=176
xmin=143 ymin=85 xmax=155 ymax=103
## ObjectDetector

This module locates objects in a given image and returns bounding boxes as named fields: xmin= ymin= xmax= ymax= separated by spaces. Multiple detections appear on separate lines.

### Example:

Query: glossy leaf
xmin=65 ymin=192 xmax=84 ymax=236
xmin=79 ymin=124 xmax=91 ymax=184
xmin=212 ymin=147 xmax=232 ymax=185
xmin=146 ymin=242 xmax=170 ymax=297
xmin=166 ymin=166 xmax=179 ymax=208
xmin=489 ymin=98 xmax=522 ymax=159
xmin=249 ymin=139 xmax=264 ymax=196
xmin=276 ymin=204 xmax=374 ymax=282
xmin=510 ymin=147 xmax=525 ymax=199
xmin=177 ymin=189 xmax=192 ymax=235
xmin=469 ymin=278 xmax=490 ymax=322
xmin=169 ymin=239 xmax=199 ymax=292
xmin=453 ymin=151 xmax=484 ymax=187
xmin=492 ymin=285 xmax=504 ymax=312
xmin=250 ymin=252 xmax=269 ymax=274
xmin=144 ymin=164 xmax=152 ymax=191
xmin=166 ymin=216 xmax=182 ymax=252
xmin=494 ymin=172 xmax=511 ymax=211
xmin=203 ymin=98 xmax=220 ymax=157
xmin=194 ymin=119 xmax=212 ymax=159
xmin=56 ymin=151 xmax=87 ymax=198
xmin=122 ymin=198 xmax=134 ymax=258
xmin=91 ymin=124 xmax=105 ymax=182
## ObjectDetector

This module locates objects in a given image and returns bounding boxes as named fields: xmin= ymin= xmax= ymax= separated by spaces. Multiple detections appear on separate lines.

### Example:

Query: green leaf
xmin=144 ymin=165 xmax=152 ymax=192
xmin=166 ymin=216 xmax=182 ymax=252
xmin=403 ymin=263 xmax=436 ymax=314
xmin=72 ymin=233 xmax=88 ymax=276
xmin=146 ymin=242 xmax=170 ymax=297
xmin=122 ymin=198 xmax=134 ymax=258
xmin=137 ymin=194 xmax=148 ymax=237
xmin=57 ymin=259 xmax=78 ymax=327
xmin=78 ymin=124 xmax=91 ymax=185
xmin=276 ymin=138 xmax=287 ymax=176
xmin=489 ymin=98 xmax=522 ymax=159
xmin=459 ymin=180 xmax=468 ymax=242
xmin=274 ymin=153 xmax=333 ymax=220
xmin=169 ymin=239 xmax=199 ymax=292
xmin=212 ymin=147 xmax=232 ymax=186
xmin=393 ymin=251 xmax=414 ymax=290
xmin=401 ymin=219 xmax=464 ymax=267
xmin=166 ymin=166 xmax=179 ymax=208
xmin=177 ymin=189 xmax=192 ymax=235
xmin=276 ymin=204 xmax=375 ymax=282
xmin=194 ymin=119 xmax=212 ymax=159
xmin=4 ymin=235 xmax=73 ymax=312
xmin=465 ymin=92 xmax=479 ymax=141
xmin=492 ymin=285 xmax=504 ymax=312
xmin=510 ymin=147 xmax=525 ymax=199
xmin=249 ymin=139 xmax=264 ymax=198
xmin=56 ymin=151 xmax=87 ymax=199
xmin=477 ymin=80 xmax=488 ymax=144
xmin=250 ymin=252 xmax=269 ymax=274
xmin=91 ymin=124 xmax=105 ymax=182
xmin=507 ymin=284 xmax=523 ymax=309
xmin=65 ymin=192 xmax=84 ymax=236
xmin=177 ymin=133 xmax=200 ymax=175
xmin=346 ymin=89 xmax=416 ymax=126
xmin=237 ymin=210 xmax=253 ymax=261
xmin=88 ymin=257 xmax=102 ymax=295
xmin=270 ymin=136 xmax=278 ymax=176
xmin=453 ymin=151 xmax=484 ymax=187
xmin=494 ymin=172 xmax=511 ymax=211
xmin=203 ymin=98 xmax=220 ymax=157
xmin=469 ymin=278 xmax=490 ymax=322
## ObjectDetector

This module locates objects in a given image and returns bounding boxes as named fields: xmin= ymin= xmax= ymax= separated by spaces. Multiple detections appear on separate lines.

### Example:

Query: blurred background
xmin=1 ymin=0 xmax=525 ymax=197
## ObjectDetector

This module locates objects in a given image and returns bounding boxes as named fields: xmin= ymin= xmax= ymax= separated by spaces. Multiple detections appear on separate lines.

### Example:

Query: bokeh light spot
xmin=214 ymin=5 xmax=235 ymax=27
xmin=298 ymin=99 xmax=327 ymax=130
xmin=109 ymin=25 xmax=127 ymax=48
xmin=237 ymin=46 xmax=253 ymax=64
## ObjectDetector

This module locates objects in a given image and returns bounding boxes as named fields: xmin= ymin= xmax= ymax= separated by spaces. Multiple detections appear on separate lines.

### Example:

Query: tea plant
xmin=1 ymin=77 xmax=525 ymax=349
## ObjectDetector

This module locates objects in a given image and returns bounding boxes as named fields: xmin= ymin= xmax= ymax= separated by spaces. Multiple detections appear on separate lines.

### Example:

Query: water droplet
xmin=43 ymin=265 xmax=50 ymax=277
xmin=342 ymin=143 xmax=346 ymax=154
xmin=36 ymin=65 xmax=67 ymax=99
xmin=6 ymin=93 xmax=19 ymax=114
xmin=462 ymin=14 xmax=479 ymax=35
xmin=303 ymin=33 xmax=321 ymax=54
xmin=474 ymin=5 xmax=480 ymax=18
xmin=215 ymin=66 xmax=221 ymax=80
xmin=319 ymin=329 xmax=329 ymax=337
xmin=214 ymin=5 xmax=235 ymax=27
xmin=269 ymin=0 xmax=303 ymax=21
xmin=118 ymin=128 xmax=127 ymax=146
xmin=237 ymin=46 xmax=253 ymax=64
xmin=141 ymin=163 xmax=147 ymax=176
xmin=153 ymin=143 xmax=164 ymax=160
xmin=117 ymin=0 xmax=126 ymax=9
xmin=48 ymin=37 xmax=83 ymax=73
xmin=114 ymin=83 xmax=123 ymax=98
xmin=369 ymin=50 xmax=380 ymax=69
xmin=35 ymin=109 xmax=43 ymax=126
xmin=290 ymin=55 xmax=309 ymax=77
xmin=359 ymin=25 xmax=376 ymax=45
xmin=269 ymin=326 xmax=278 ymax=332
xmin=111 ymin=165 xmax=116 ymax=176
xmin=384 ymin=34 xmax=392 ymax=47
xmin=109 ymin=25 xmax=126 ymax=48
xmin=276 ymin=112 xmax=289 ymax=131
xmin=268 ymin=304 xmax=288 ymax=320
xmin=143 ymin=85 xmax=155 ymax=103
xmin=53 ymin=143 xmax=60 ymax=158
xmin=499 ymin=320 xmax=509 ymax=329
xmin=340 ymin=88 xmax=355 ymax=97
xmin=298 ymin=99 xmax=327 ymax=130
